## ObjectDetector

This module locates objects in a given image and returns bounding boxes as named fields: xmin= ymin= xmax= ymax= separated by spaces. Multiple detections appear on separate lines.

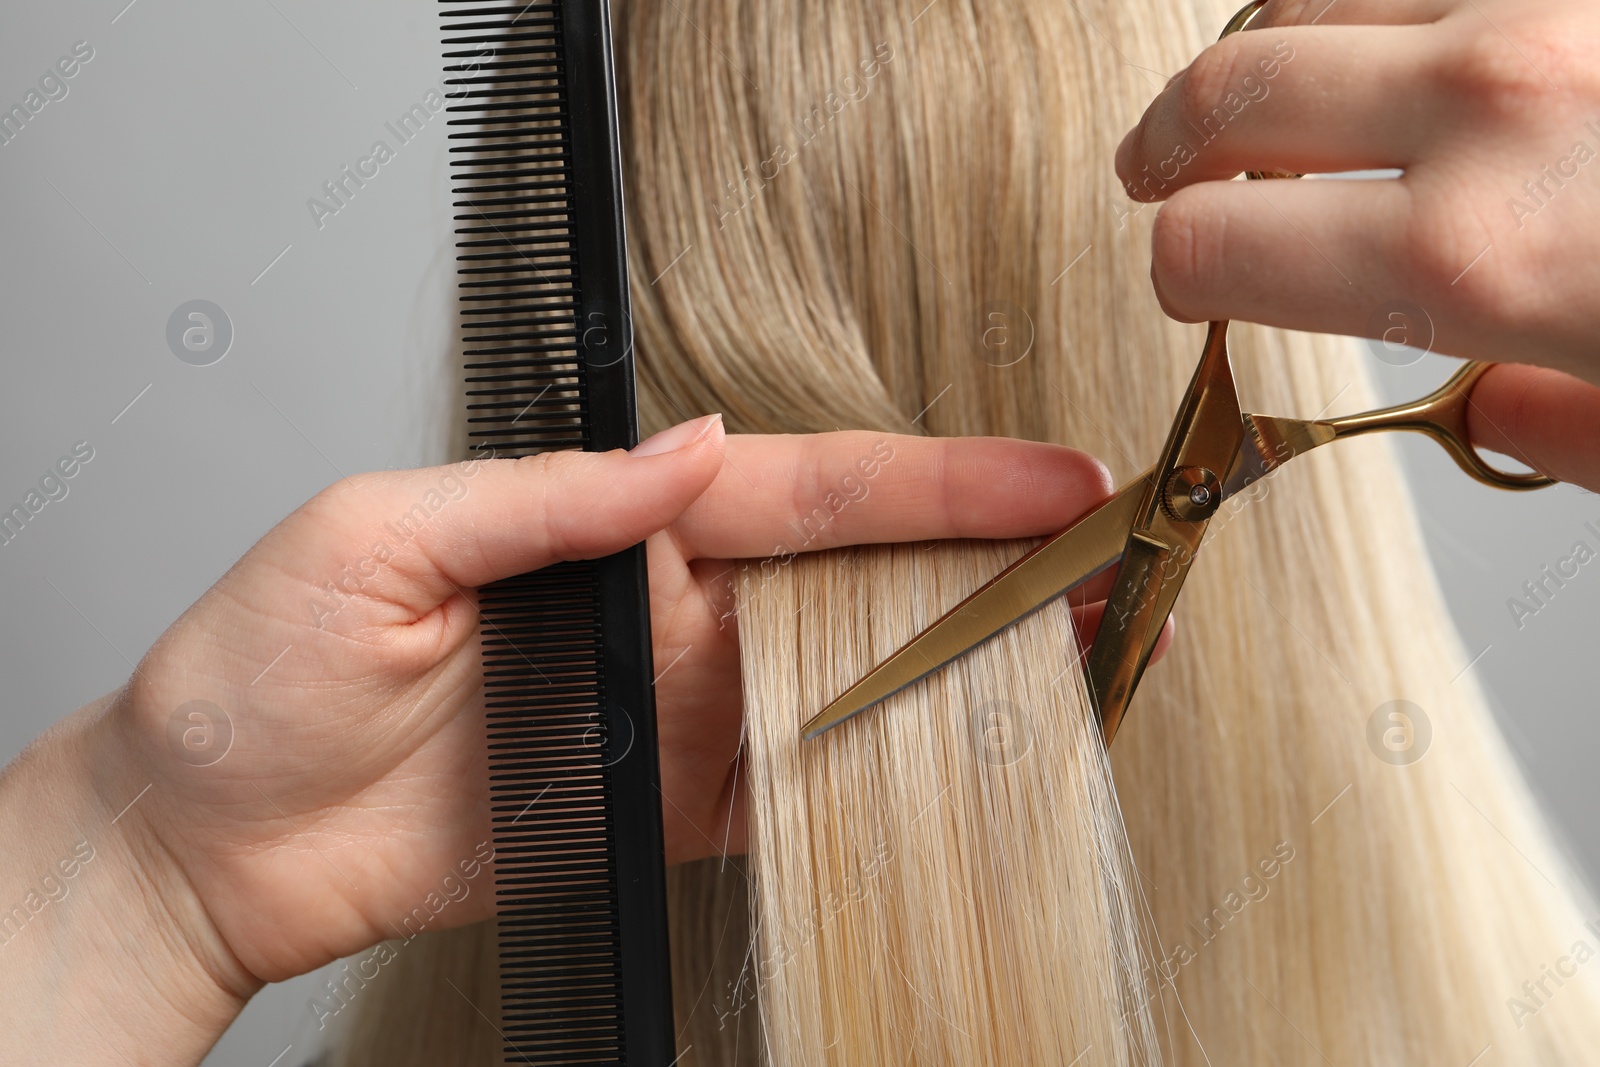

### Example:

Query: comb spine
xmin=561 ymin=1 xmax=677 ymax=1056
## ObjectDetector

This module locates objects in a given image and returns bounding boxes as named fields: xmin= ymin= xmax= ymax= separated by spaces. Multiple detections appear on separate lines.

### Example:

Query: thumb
xmin=1467 ymin=364 xmax=1600 ymax=492
xmin=262 ymin=413 xmax=726 ymax=617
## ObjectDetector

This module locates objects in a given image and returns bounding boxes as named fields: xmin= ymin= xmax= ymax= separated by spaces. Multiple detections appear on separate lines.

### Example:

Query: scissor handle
xmin=1222 ymin=0 xmax=1271 ymax=36
xmin=1320 ymin=361 xmax=1555 ymax=491
xmin=1211 ymin=5 xmax=1550 ymax=492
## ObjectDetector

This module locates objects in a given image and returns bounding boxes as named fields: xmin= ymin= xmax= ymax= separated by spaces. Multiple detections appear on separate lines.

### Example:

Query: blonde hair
xmin=334 ymin=0 xmax=1600 ymax=1062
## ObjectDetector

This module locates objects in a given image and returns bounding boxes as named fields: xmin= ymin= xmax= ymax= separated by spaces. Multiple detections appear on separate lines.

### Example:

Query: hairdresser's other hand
xmin=48 ymin=415 xmax=1155 ymax=1026
xmin=1113 ymin=0 xmax=1600 ymax=491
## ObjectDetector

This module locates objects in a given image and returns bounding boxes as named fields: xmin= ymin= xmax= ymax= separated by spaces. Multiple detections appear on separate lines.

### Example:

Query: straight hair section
xmin=736 ymin=540 xmax=1156 ymax=1064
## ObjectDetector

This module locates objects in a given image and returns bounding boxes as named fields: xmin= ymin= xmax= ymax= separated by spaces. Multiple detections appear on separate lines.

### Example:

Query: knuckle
xmin=512 ymin=451 xmax=558 ymax=479
xmin=305 ymin=472 xmax=377 ymax=520
xmin=1399 ymin=190 xmax=1544 ymax=335
xmin=513 ymin=451 xmax=564 ymax=553
xmin=1456 ymin=245 xmax=1548 ymax=340
xmin=1397 ymin=198 xmax=1467 ymax=294
xmin=1177 ymin=40 xmax=1250 ymax=129
xmin=786 ymin=435 xmax=830 ymax=550
xmin=1401 ymin=191 xmax=1484 ymax=295
xmin=1435 ymin=24 xmax=1565 ymax=121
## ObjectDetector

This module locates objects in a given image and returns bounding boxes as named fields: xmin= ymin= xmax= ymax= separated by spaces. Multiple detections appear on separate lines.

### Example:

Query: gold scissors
xmin=800 ymin=0 xmax=1556 ymax=747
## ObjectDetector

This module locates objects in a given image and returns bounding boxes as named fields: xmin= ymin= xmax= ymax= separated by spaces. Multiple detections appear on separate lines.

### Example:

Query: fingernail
xmin=629 ymin=412 xmax=723 ymax=457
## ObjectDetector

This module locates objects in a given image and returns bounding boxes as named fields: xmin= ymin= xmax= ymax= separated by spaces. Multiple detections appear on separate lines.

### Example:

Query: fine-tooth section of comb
xmin=441 ymin=2 xmax=675 ymax=1063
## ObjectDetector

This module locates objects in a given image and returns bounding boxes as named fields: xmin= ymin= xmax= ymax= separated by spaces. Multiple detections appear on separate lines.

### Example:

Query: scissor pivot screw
xmin=1163 ymin=466 xmax=1222 ymax=522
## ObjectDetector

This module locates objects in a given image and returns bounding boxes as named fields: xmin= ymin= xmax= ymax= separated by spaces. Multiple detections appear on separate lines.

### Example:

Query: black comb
xmin=441 ymin=2 xmax=675 ymax=1062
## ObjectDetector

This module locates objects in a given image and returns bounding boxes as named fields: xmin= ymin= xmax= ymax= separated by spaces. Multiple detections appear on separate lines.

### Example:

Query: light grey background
xmin=0 ymin=3 xmax=1594 ymax=1065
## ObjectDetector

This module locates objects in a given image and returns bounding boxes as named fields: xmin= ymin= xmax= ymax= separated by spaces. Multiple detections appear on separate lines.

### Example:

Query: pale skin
xmin=0 ymin=416 xmax=1155 ymax=1063
xmin=1116 ymin=0 xmax=1600 ymax=491
xmin=10 ymin=1 xmax=1600 ymax=1059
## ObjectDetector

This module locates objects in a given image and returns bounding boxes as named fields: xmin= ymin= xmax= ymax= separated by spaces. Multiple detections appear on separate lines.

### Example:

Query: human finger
xmin=1072 ymin=601 xmax=1178 ymax=668
xmin=668 ymin=431 xmax=1115 ymax=561
xmin=1467 ymin=363 xmax=1600 ymax=492
xmin=1148 ymin=175 xmax=1413 ymax=328
xmin=1251 ymin=0 xmax=1461 ymax=30
xmin=1115 ymin=26 xmax=1440 ymax=201
xmin=256 ymin=413 xmax=728 ymax=619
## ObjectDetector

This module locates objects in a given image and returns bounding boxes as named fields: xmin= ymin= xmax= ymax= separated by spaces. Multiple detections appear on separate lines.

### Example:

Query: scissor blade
xmin=1220 ymin=413 xmax=1334 ymax=500
xmin=1084 ymin=529 xmax=1192 ymax=743
xmin=799 ymin=479 xmax=1150 ymax=740
xmin=1084 ymin=321 xmax=1247 ymax=743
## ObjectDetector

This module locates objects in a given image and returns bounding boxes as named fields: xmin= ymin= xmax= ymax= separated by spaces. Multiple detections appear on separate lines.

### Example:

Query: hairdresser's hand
xmin=16 ymin=415 xmax=1155 ymax=1059
xmin=1114 ymin=0 xmax=1600 ymax=491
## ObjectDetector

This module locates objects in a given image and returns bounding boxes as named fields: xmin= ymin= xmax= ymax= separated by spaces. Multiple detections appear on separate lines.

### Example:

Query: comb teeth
xmin=446 ymin=0 xmax=586 ymax=456
xmin=444 ymin=2 xmax=675 ymax=1063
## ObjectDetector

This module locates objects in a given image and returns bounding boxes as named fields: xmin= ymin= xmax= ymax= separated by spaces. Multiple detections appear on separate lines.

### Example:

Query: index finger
xmin=1113 ymin=0 xmax=1461 ymax=200
xmin=669 ymin=431 xmax=1116 ymax=561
